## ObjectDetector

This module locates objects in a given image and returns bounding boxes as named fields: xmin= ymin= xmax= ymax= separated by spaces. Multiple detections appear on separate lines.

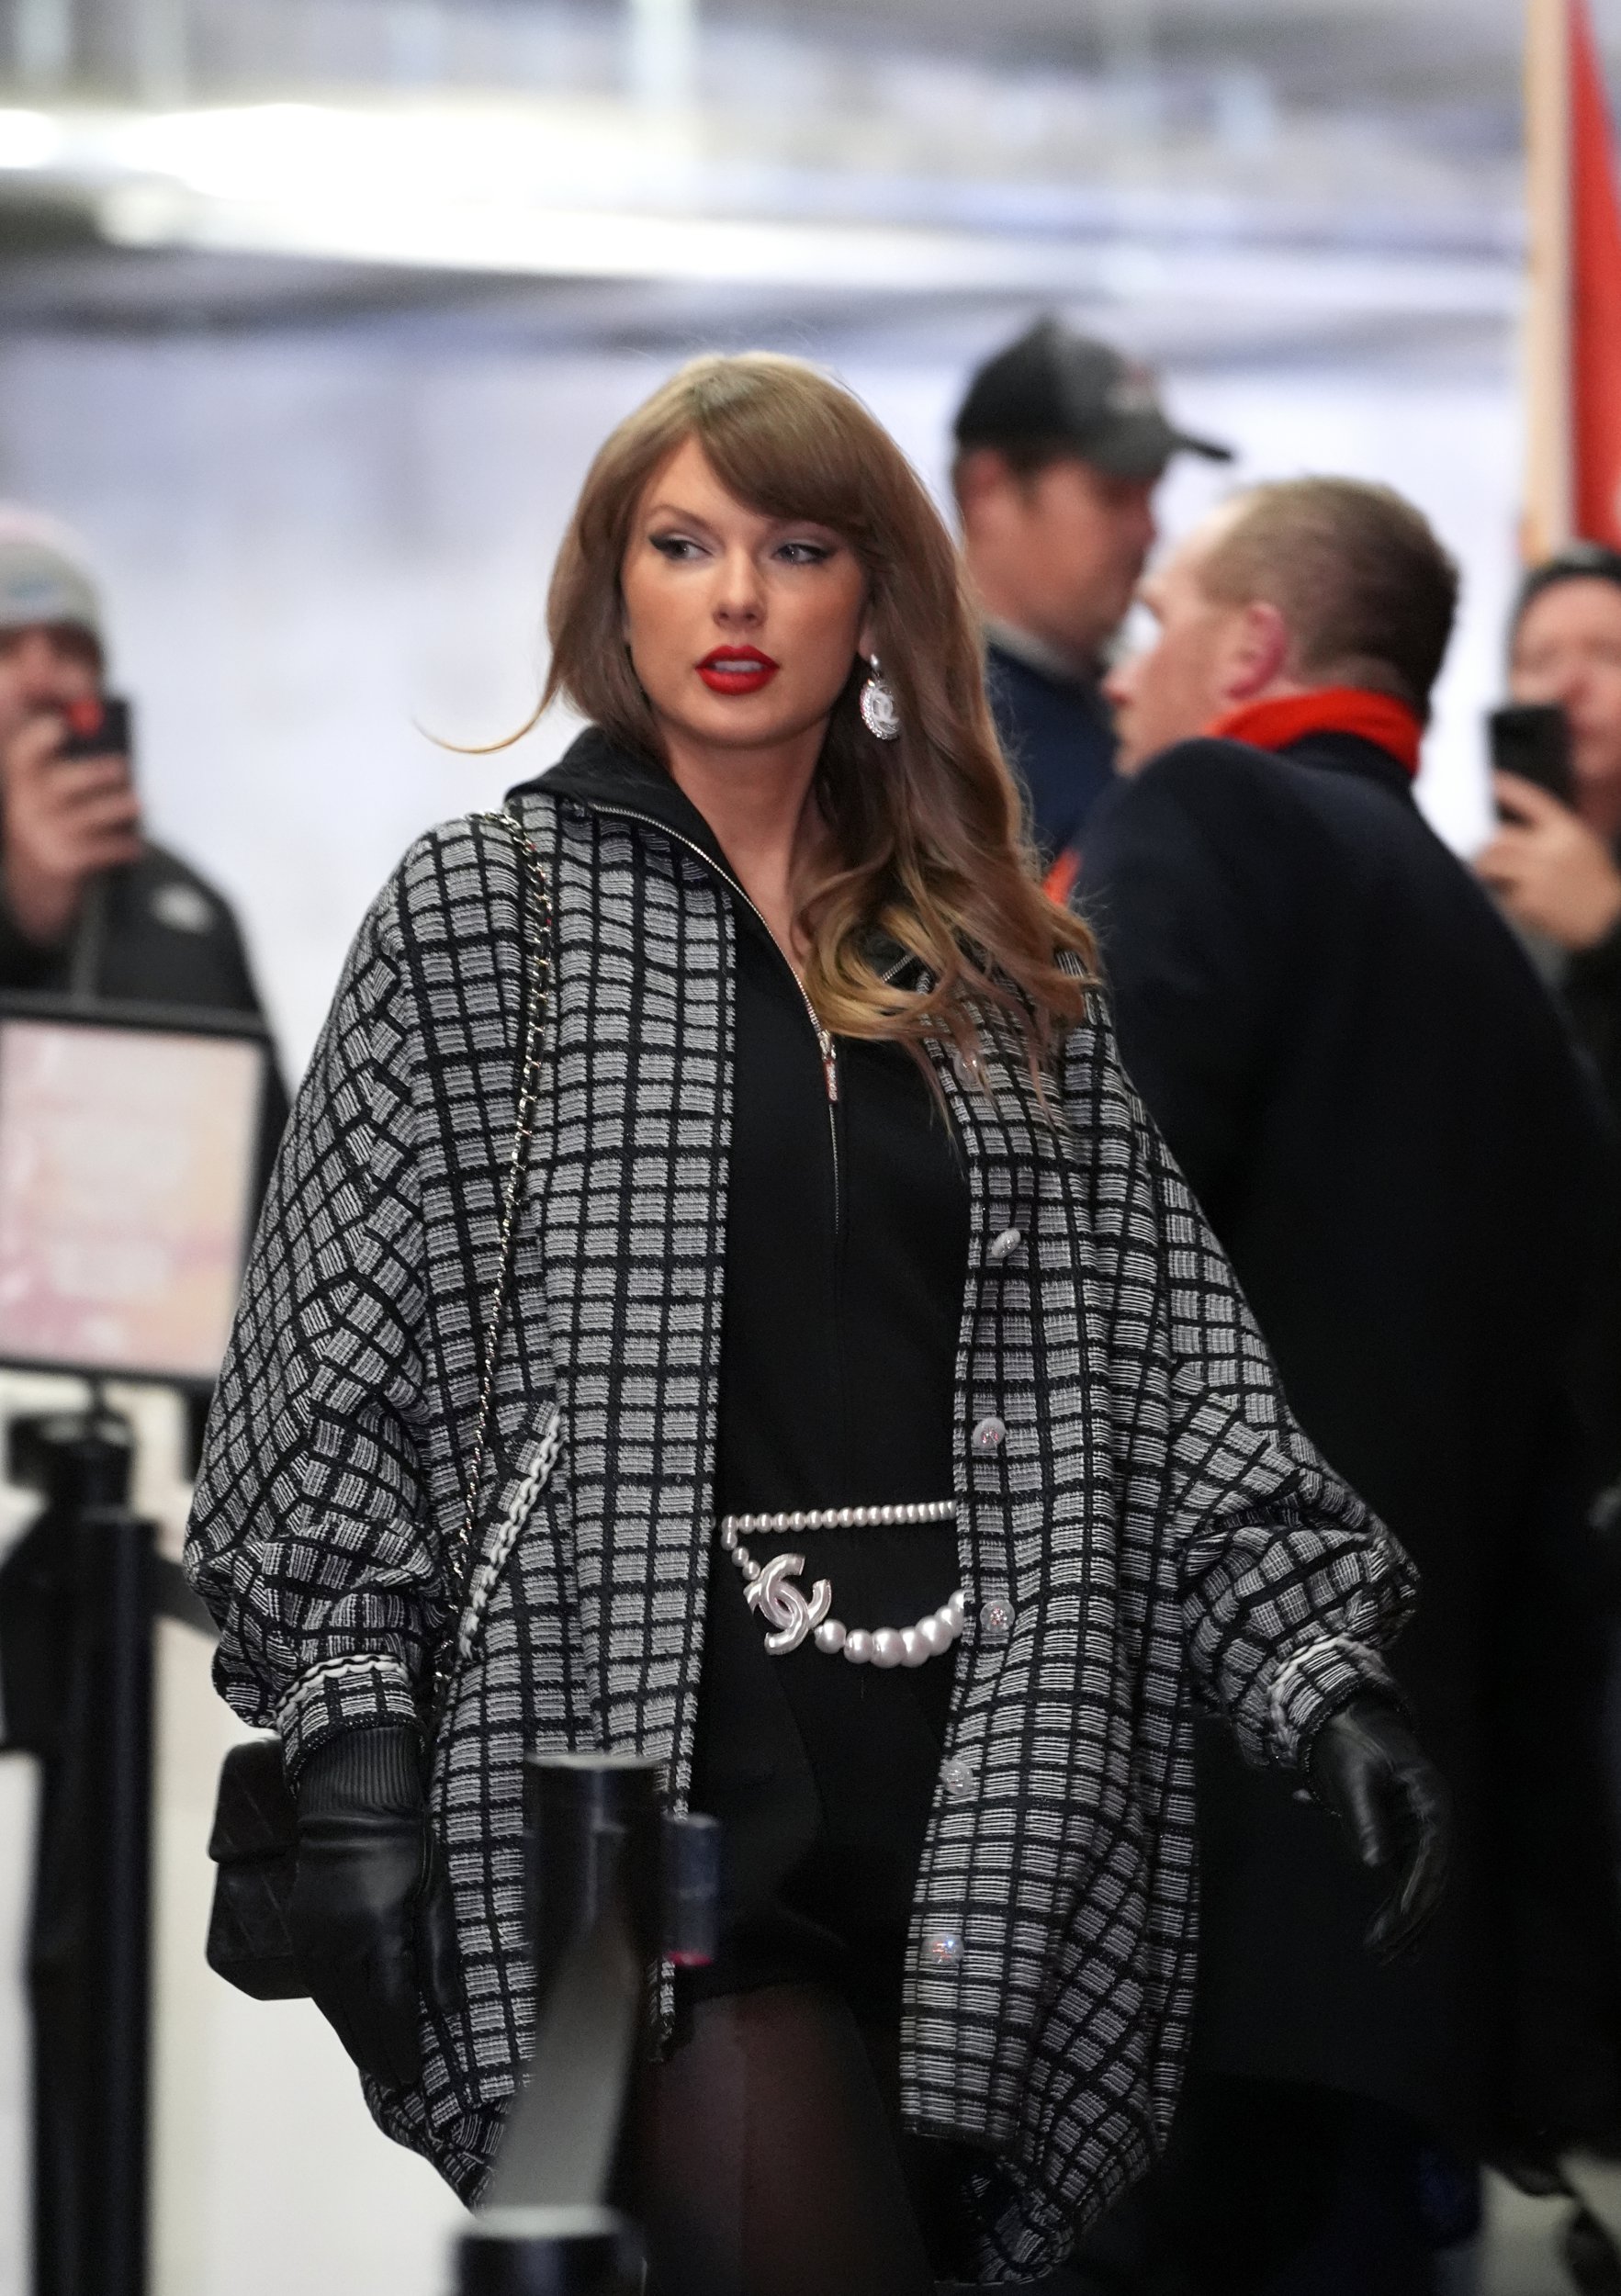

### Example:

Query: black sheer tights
xmin=633 ymin=1983 xmax=966 ymax=2296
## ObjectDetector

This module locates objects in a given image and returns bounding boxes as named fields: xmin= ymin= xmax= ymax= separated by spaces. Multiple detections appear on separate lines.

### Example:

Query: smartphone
xmin=1489 ymin=701 xmax=1574 ymax=807
xmin=56 ymin=693 xmax=132 ymax=764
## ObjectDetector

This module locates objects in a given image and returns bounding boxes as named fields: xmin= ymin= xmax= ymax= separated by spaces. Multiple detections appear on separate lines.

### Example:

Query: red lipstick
xmin=697 ymin=645 xmax=780 ymax=695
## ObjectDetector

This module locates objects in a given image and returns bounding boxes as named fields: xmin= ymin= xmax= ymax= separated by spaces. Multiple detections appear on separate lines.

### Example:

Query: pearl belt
xmin=719 ymin=1503 xmax=965 ymax=1667
xmin=718 ymin=1501 xmax=958 ymax=1536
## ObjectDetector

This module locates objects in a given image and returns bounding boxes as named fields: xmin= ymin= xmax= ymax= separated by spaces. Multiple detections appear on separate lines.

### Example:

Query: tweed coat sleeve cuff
xmin=1261 ymin=1629 xmax=1400 ymax=1770
xmin=1179 ymin=1503 xmax=1416 ymax=1770
xmin=276 ymin=1654 xmax=422 ymax=1781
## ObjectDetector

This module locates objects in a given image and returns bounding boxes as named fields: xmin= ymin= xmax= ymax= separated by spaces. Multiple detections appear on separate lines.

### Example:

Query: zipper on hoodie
xmin=585 ymin=799 xmax=842 ymax=1225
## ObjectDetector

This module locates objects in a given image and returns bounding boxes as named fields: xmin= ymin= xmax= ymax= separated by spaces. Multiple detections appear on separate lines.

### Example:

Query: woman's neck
xmin=662 ymin=724 xmax=829 ymax=970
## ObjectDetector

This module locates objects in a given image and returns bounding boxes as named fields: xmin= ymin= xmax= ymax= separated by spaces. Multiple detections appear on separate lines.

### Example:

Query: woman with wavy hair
xmin=187 ymin=354 xmax=1446 ymax=2291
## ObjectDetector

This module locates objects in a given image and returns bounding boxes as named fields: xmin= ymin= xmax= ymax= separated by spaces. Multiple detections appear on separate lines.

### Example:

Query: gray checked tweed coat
xmin=186 ymin=732 xmax=1415 ymax=2281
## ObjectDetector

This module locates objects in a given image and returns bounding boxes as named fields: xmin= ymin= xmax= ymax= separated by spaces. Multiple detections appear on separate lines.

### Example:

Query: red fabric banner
xmin=1570 ymin=0 xmax=1621 ymax=545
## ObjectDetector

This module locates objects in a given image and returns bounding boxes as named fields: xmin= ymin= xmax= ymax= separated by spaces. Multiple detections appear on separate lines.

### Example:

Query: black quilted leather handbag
xmin=205 ymin=1735 xmax=305 ymax=1998
xmin=203 ymin=808 xmax=550 ymax=2000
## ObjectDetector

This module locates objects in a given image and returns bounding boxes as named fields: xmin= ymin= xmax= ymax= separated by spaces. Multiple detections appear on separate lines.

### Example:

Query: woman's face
xmin=621 ymin=436 xmax=871 ymax=765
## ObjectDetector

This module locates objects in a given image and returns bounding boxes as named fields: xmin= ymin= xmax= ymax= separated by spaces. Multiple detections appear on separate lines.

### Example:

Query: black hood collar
xmin=509 ymin=724 xmax=913 ymax=982
xmin=507 ymin=726 xmax=733 ymax=871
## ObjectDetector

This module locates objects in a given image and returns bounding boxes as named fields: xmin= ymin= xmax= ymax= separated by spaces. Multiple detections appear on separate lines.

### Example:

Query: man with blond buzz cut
xmin=1076 ymin=479 xmax=1621 ymax=2292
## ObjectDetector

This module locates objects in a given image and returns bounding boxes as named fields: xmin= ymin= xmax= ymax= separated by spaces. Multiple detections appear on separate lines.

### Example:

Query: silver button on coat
xmin=981 ymin=1598 xmax=1015 ymax=1642
xmin=940 ymin=1757 xmax=976 ymax=1797
xmin=926 ymin=1931 xmax=963 ymax=1967
xmin=988 ymin=1226 xmax=1023 ymax=1262
xmin=971 ymin=1413 xmax=1006 ymax=1453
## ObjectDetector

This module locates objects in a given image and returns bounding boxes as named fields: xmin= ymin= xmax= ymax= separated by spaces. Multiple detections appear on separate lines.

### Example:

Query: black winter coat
xmin=1081 ymin=726 xmax=1621 ymax=2151
xmin=984 ymin=638 xmax=1116 ymax=865
xmin=1564 ymin=907 xmax=1621 ymax=1137
xmin=0 ymin=842 xmax=264 ymax=1009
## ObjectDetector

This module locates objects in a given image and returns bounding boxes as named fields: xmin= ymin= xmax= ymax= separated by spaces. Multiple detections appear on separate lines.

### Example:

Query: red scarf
xmin=1207 ymin=687 xmax=1424 ymax=779
xmin=1041 ymin=683 xmax=1424 ymax=907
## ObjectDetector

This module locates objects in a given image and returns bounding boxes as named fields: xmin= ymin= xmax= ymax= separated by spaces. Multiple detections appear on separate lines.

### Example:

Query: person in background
xmin=0 ymin=512 xmax=289 ymax=2281
xmin=0 ymin=508 xmax=284 ymax=1065
xmin=951 ymin=316 xmax=1231 ymax=863
xmin=1480 ymin=540 xmax=1621 ymax=1130
xmin=1076 ymin=478 xmax=1621 ymax=2293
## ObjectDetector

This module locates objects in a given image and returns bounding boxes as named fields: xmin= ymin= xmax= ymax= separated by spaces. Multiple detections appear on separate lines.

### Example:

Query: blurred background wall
xmin=0 ymin=2 xmax=1603 ymax=2290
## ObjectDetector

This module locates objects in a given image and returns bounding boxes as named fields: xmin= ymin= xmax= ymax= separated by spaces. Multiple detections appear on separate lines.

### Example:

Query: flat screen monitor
xmin=0 ymin=998 xmax=269 ymax=1387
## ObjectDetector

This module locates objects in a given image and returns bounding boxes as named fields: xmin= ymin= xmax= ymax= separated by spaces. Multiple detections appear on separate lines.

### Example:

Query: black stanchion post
xmin=0 ymin=1409 xmax=154 ymax=2296
xmin=454 ymin=1755 xmax=669 ymax=2296
xmin=524 ymin=1754 xmax=663 ymax=2021
xmin=456 ymin=2209 xmax=644 ymax=2296
xmin=84 ymin=1487 xmax=155 ymax=2296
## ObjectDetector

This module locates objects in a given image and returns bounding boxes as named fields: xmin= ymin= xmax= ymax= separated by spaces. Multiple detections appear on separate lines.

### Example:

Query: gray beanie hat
xmin=0 ymin=508 xmax=102 ymax=644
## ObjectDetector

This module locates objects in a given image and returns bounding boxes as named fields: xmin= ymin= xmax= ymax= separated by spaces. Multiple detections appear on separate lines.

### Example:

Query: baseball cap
xmin=0 ymin=507 xmax=103 ymax=644
xmin=954 ymin=319 xmax=1233 ymax=480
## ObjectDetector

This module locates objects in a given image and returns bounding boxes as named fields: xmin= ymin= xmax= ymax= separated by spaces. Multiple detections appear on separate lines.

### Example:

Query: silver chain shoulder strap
xmin=435 ymin=803 xmax=552 ymax=1697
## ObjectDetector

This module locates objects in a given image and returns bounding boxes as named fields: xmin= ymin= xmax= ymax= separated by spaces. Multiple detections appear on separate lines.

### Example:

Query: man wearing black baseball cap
xmin=952 ymin=316 xmax=1232 ymax=861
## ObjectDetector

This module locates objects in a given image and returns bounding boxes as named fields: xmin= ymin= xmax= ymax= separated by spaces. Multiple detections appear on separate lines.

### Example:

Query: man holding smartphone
xmin=1480 ymin=542 xmax=1621 ymax=1131
xmin=0 ymin=511 xmax=282 ymax=1061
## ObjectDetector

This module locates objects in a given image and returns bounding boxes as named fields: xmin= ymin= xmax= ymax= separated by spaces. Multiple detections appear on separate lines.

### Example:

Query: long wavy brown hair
xmin=544 ymin=353 xmax=1096 ymax=1069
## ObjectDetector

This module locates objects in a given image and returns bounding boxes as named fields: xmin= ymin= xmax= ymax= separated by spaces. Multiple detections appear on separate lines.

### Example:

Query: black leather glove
xmin=1308 ymin=1694 xmax=1452 ymax=1963
xmin=288 ymin=1722 xmax=459 ymax=2087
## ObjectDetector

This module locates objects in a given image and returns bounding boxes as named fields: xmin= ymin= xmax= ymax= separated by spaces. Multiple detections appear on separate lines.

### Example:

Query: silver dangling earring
xmin=859 ymin=654 xmax=902 ymax=742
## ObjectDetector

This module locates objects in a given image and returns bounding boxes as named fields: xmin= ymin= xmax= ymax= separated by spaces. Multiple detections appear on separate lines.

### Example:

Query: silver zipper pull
xmin=819 ymin=1030 xmax=839 ymax=1102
